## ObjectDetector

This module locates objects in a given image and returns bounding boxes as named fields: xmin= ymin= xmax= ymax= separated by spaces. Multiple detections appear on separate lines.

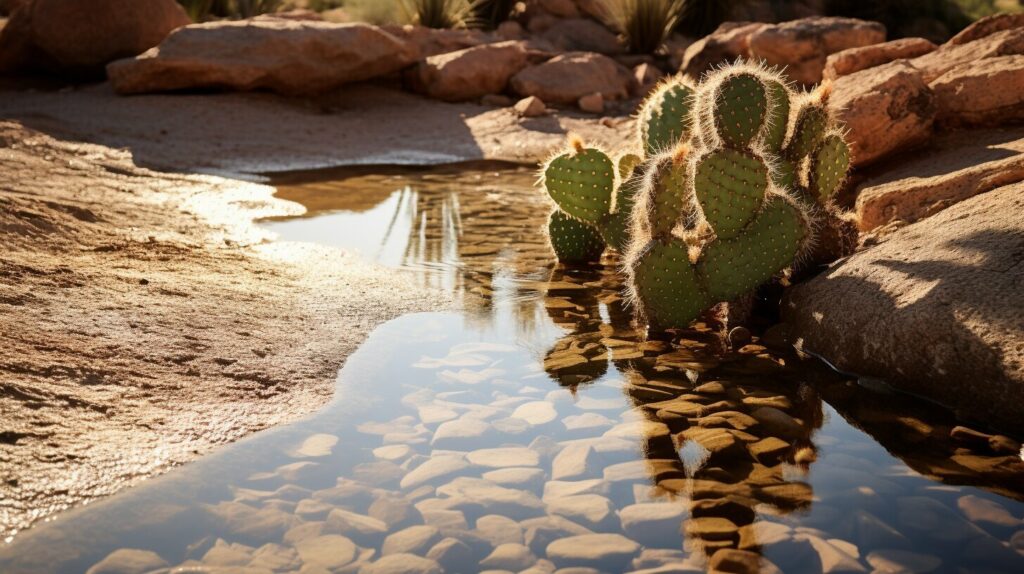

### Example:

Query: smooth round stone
xmin=512 ymin=401 xmax=559 ymax=426
xmin=749 ymin=407 xmax=804 ymax=439
xmin=551 ymin=444 xmax=598 ymax=481
xmin=467 ymin=447 xmax=541 ymax=469
xmin=325 ymin=508 xmax=388 ymax=546
xmin=482 ymin=467 xmax=546 ymax=490
xmin=249 ymin=543 xmax=301 ymax=572
xmin=866 ymin=550 xmax=942 ymax=573
xmin=522 ymin=516 xmax=594 ymax=556
xmin=603 ymin=460 xmax=648 ymax=483
xmin=562 ymin=412 xmax=615 ymax=433
xmin=708 ymin=549 xmax=764 ymax=574
xmin=431 ymin=418 xmax=493 ymax=449
xmin=418 ymin=404 xmax=459 ymax=425
xmin=294 ymin=535 xmax=357 ymax=570
xmin=957 ymin=494 xmax=1022 ymax=528
xmin=426 ymin=537 xmax=474 ymax=571
xmin=295 ymin=498 xmax=334 ymax=520
xmin=799 ymin=533 xmax=866 ymax=574
xmin=203 ymin=540 xmax=254 ymax=566
xmin=480 ymin=543 xmax=537 ymax=571
xmin=684 ymin=517 xmax=738 ymax=541
xmin=288 ymin=433 xmax=339 ymax=458
xmin=361 ymin=553 xmax=443 ymax=574
xmin=619 ymin=503 xmax=688 ymax=548
xmin=546 ymin=494 xmax=617 ymax=531
xmin=400 ymin=455 xmax=470 ymax=490
xmin=542 ymin=479 xmax=609 ymax=501
xmin=375 ymin=444 xmax=415 ymax=462
xmin=603 ymin=420 xmax=671 ymax=441
xmin=546 ymin=533 xmax=640 ymax=569
xmin=476 ymin=514 xmax=525 ymax=546
xmin=382 ymin=525 xmax=443 ymax=556
xmin=85 ymin=549 xmax=169 ymax=574
xmin=436 ymin=477 xmax=545 ymax=519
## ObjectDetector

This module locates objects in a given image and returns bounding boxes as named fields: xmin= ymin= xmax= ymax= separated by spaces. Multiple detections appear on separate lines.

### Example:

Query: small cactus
xmin=624 ymin=64 xmax=851 ymax=332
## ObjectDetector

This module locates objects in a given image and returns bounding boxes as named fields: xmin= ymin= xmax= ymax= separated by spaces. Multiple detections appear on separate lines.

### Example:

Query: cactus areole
xmin=538 ymin=64 xmax=852 ymax=332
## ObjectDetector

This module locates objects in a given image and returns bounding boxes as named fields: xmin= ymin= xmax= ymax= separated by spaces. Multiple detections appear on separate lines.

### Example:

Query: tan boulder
xmin=830 ymin=60 xmax=935 ymax=167
xmin=510 ymin=52 xmax=636 ymax=105
xmin=747 ymin=17 xmax=886 ymax=85
xmin=681 ymin=22 xmax=768 ymax=80
xmin=382 ymin=24 xmax=487 ymax=59
xmin=515 ymin=96 xmax=547 ymax=117
xmin=931 ymin=55 xmax=1024 ymax=127
xmin=539 ymin=17 xmax=622 ymax=54
xmin=785 ymin=182 xmax=1024 ymax=435
xmin=855 ymin=127 xmax=1024 ymax=231
xmin=947 ymin=12 xmax=1024 ymax=45
xmin=30 ymin=0 xmax=190 ymax=73
xmin=410 ymin=41 xmax=529 ymax=102
xmin=912 ymin=27 xmax=1024 ymax=83
xmin=107 ymin=20 xmax=417 ymax=96
xmin=823 ymin=37 xmax=936 ymax=80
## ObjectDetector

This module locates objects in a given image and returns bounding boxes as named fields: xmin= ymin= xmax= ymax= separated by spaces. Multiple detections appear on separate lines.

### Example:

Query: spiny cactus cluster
xmin=539 ymin=62 xmax=851 ymax=331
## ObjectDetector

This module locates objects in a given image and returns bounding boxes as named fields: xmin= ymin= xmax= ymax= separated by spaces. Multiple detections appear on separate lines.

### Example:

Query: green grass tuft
xmin=400 ymin=0 xmax=470 ymax=28
xmin=603 ymin=0 xmax=686 ymax=54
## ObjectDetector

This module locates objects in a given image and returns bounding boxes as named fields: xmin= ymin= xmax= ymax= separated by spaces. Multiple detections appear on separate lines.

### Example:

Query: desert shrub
xmin=400 ymin=0 xmax=470 ymax=28
xmin=603 ymin=0 xmax=686 ymax=53
xmin=177 ymin=0 xmax=215 ymax=21
xmin=341 ymin=0 xmax=401 ymax=24
xmin=467 ymin=0 xmax=517 ymax=29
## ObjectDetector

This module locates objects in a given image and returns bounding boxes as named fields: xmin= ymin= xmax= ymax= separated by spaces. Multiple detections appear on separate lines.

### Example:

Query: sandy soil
xmin=0 ymin=83 xmax=631 ymax=541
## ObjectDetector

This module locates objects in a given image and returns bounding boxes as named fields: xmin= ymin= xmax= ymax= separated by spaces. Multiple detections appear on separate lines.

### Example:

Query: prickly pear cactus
xmin=624 ymin=64 xmax=852 ymax=332
xmin=540 ymin=77 xmax=697 ymax=265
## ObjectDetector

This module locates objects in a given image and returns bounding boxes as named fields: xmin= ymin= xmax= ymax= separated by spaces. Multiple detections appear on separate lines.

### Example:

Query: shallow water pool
xmin=1 ymin=163 xmax=1022 ymax=574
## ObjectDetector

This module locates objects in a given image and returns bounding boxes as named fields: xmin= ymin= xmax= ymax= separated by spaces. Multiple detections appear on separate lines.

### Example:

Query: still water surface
xmin=1 ymin=163 xmax=1022 ymax=573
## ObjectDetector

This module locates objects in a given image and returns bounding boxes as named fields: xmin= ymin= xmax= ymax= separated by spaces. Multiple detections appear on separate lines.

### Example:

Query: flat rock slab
xmin=785 ymin=182 xmax=1024 ymax=434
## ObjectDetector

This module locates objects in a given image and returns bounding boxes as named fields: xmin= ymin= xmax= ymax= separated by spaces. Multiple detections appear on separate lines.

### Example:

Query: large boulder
xmin=382 ymin=24 xmax=487 ymax=58
xmin=538 ymin=18 xmax=622 ymax=54
xmin=30 ymin=0 xmax=189 ymax=74
xmin=931 ymin=55 xmax=1024 ymax=127
xmin=784 ymin=182 xmax=1024 ymax=435
xmin=823 ymin=37 xmax=937 ymax=81
xmin=912 ymin=25 xmax=1024 ymax=83
xmin=855 ymin=127 xmax=1024 ymax=231
xmin=409 ymin=41 xmax=529 ymax=102
xmin=681 ymin=22 xmax=769 ymax=80
xmin=829 ymin=60 xmax=935 ymax=167
xmin=747 ymin=16 xmax=886 ymax=85
xmin=510 ymin=51 xmax=636 ymax=105
xmin=947 ymin=12 xmax=1024 ymax=45
xmin=107 ymin=20 xmax=418 ymax=96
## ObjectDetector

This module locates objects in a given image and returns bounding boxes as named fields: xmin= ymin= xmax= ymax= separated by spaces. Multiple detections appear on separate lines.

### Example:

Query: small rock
xmin=866 ymin=549 xmax=942 ymax=573
xmin=685 ymin=516 xmax=738 ymax=541
xmin=410 ymin=41 xmax=529 ymax=102
xmin=467 ymin=447 xmax=540 ymax=468
xmin=748 ymin=407 xmax=804 ymax=439
xmin=511 ymin=52 xmax=636 ymax=105
xmin=325 ymin=508 xmax=389 ymax=546
xmin=426 ymin=537 xmax=474 ymax=572
xmin=294 ymin=535 xmax=357 ymax=570
xmin=431 ymin=417 xmax=494 ymax=449
xmin=514 ymin=96 xmax=547 ymax=117
xmin=436 ymin=477 xmax=545 ymax=519
xmin=400 ymin=455 xmax=470 ymax=490
xmin=522 ymin=515 xmax=594 ymax=555
xmin=382 ymin=525 xmax=443 ymax=556
xmin=511 ymin=401 xmax=558 ymax=425
xmin=551 ymin=443 xmax=598 ymax=481
xmin=361 ymin=553 xmax=443 ymax=574
xmin=374 ymin=444 xmax=414 ymax=462
xmin=545 ymin=533 xmax=640 ymax=570
xmin=86 ymin=549 xmax=169 ymax=574
xmin=482 ymin=467 xmax=546 ymax=490
xmin=480 ymin=543 xmax=537 ymax=571
xmin=957 ymin=494 xmax=1022 ymax=528
xmin=546 ymin=494 xmax=617 ymax=531
xmin=619 ymin=502 xmax=688 ymax=548
xmin=476 ymin=514 xmax=525 ymax=546
xmin=577 ymin=92 xmax=604 ymax=114
xmin=369 ymin=495 xmax=423 ymax=530
xmin=708 ymin=549 xmax=765 ymax=574
xmin=748 ymin=437 xmax=791 ymax=465
xmin=202 ymin=539 xmax=253 ymax=566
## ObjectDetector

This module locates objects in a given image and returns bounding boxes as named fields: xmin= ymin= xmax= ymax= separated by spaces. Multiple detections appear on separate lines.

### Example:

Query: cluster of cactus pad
xmin=540 ymin=62 xmax=851 ymax=331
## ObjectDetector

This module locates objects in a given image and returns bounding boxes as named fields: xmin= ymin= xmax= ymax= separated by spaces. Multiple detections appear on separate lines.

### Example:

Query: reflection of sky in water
xmin=3 ymin=164 xmax=1023 ymax=574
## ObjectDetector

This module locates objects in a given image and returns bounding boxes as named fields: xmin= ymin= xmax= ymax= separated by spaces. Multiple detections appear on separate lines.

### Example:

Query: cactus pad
xmin=809 ymin=133 xmax=850 ymax=201
xmin=711 ymin=73 xmax=767 ymax=149
xmin=761 ymin=80 xmax=791 ymax=153
xmin=640 ymin=79 xmax=695 ymax=155
xmin=631 ymin=240 xmax=709 ymax=331
xmin=643 ymin=157 xmax=691 ymax=239
xmin=787 ymin=103 xmax=828 ymax=160
xmin=544 ymin=148 xmax=614 ymax=224
xmin=694 ymin=149 xmax=769 ymax=240
xmin=699 ymin=197 xmax=808 ymax=301
xmin=548 ymin=210 xmax=606 ymax=263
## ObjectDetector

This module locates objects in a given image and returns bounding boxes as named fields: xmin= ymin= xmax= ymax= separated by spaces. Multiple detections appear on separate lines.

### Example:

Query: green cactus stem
xmin=639 ymin=77 xmax=695 ymax=155
xmin=548 ymin=210 xmax=606 ymax=264
xmin=543 ymin=146 xmax=614 ymax=225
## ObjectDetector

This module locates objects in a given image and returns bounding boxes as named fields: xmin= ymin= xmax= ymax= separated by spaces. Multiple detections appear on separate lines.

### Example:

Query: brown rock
xmin=107 ymin=21 xmax=417 ymax=96
xmin=577 ymin=92 xmax=604 ymax=114
xmin=511 ymin=51 xmax=635 ymax=104
xmin=913 ymin=27 xmax=1024 ymax=83
xmin=948 ymin=12 xmax=1024 ymax=45
xmin=749 ymin=407 xmax=804 ymax=439
xmin=633 ymin=62 xmax=664 ymax=95
xmin=931 ymin=55 xmax=1024 ymax=127
xmin=514 ymin=96 xmax=547 ymax=117
xmin=0 ymin=0 xmax=26 ymax=16
xmin=540 ymin=18 xmax=622 ymax=54
xmin=681 ymin=21 xmax=768 ymax=80
xmin=748 ymin=437 xmax=790 ymax=465
xmin=708 ymin=548 xmax=763 ymax=574
xmin=747 ymin=17 xmax=886 ymax=85
xmin=411 ymin=41 xmax=528 ymax=102
xmin=382 ymin=24 xmax=486 ymax=58
xmin=855 ymin=127 xmax=1024 ymax=231
xmin=823 ymin=37 xmax=937 ymax=80
xmin=785 ymin=182 xmax=1024 ymax=435
xmin=31 ymin=0 xmax=189 ymax=74
xmin=830 ymin=60 xmax=935 ymax=167
xmin=0 ymin=3 xmax=39 ymax=73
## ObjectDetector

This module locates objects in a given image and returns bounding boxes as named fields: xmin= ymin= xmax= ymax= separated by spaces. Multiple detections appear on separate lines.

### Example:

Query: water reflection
xmin=2 ymin=164 xmax=1022 ymax=573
